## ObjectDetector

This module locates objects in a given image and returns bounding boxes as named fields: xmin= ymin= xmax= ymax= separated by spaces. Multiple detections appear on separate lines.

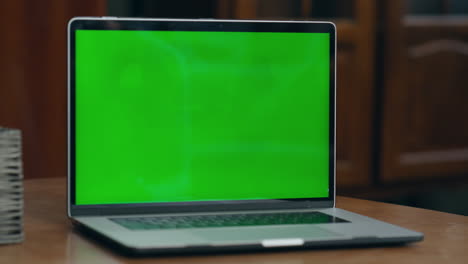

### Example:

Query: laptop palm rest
xmin=190 ymin=226 xmax=343 ymax=244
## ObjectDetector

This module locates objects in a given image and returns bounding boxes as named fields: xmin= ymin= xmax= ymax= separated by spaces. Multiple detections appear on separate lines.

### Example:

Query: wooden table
xmin=1 ymin=178 xmax=467 ymax=263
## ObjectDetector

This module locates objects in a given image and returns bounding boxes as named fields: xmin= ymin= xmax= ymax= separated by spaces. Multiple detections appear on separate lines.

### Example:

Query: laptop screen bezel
xmin=68 ymin=17 xmax=336 ymax=217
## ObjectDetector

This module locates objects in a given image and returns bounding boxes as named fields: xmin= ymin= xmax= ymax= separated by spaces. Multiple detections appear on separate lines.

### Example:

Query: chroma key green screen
xmin=75 ymin=29 xmax=330 ymax=205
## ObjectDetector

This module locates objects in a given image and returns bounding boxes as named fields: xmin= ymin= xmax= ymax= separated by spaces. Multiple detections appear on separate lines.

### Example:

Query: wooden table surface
xmin=1 ymin=178 xmax=467 ymax=264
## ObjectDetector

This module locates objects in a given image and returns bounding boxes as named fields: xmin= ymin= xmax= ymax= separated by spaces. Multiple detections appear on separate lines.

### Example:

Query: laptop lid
xmin=67 ymin=17 xmax=336 ymax=217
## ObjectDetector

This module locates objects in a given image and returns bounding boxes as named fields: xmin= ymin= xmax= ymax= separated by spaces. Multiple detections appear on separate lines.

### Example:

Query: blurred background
xmin=1 ymin=0 xmax=467 ymax=215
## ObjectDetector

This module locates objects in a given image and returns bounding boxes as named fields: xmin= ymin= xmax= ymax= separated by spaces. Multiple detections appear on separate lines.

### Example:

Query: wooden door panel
xmin=336 ymin=47 xmax=355 ymax=185
xmin=399 ymin=27 xmax=468 ymax=178
xmin=407 ymin=46 xmax=468 ymax=150
xmin=381 ymin=7 xmax=468 ymax=182
xmin=336 ymin=45 xmax=372 ymax=187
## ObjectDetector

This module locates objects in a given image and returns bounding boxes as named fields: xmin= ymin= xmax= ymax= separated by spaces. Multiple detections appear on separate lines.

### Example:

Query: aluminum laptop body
xmin=67 ymin=17 xmax=423 ymax=255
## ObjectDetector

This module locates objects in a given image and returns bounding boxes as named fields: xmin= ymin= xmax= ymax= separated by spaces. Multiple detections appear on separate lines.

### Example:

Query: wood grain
xmin=0 ymin=0 xmax=106 ymax=179
xmin=0 ymin=177 xmax=467 ymax=264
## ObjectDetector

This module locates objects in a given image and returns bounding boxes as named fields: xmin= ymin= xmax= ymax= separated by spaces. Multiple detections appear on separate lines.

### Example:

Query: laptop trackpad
xmin=191 ymin=226 xmax=343 ymax=243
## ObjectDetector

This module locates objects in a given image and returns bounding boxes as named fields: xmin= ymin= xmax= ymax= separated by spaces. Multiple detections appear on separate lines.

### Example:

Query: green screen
xmin=75 ymin=29 xmax=330 ymax=205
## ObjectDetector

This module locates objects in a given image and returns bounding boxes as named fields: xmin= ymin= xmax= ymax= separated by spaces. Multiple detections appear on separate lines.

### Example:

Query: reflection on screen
xmin=75 ymin=30 xmax=330 ymax=205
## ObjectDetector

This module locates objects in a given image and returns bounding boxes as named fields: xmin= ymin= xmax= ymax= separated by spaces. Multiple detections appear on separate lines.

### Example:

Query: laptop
xmin=67 ymin=17 xmax=423 ymax=255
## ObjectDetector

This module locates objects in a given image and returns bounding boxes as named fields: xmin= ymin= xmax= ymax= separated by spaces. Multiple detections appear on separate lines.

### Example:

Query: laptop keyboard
xmin=110 ymin=211 xmax=348 ymax=230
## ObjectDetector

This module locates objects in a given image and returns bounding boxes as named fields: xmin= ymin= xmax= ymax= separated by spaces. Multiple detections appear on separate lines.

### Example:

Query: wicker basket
xmin=0 ymin=127 xmax=24 ymax=244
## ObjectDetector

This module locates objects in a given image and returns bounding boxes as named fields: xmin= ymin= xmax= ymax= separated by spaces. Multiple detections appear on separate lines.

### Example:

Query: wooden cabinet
xmin=380 ymin=0 xmax=468 ymax=183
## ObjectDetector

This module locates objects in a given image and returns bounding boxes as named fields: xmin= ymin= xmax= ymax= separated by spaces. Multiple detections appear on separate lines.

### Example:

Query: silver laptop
xmin=67 ymin=17 xmax=423 ymax=255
